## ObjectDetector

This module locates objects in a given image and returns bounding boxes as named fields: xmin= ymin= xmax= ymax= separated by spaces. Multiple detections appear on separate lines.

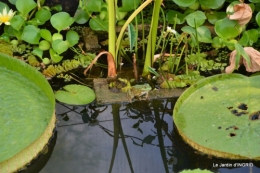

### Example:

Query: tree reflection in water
xmin=39 ymin=98 xmax=260 ymax=173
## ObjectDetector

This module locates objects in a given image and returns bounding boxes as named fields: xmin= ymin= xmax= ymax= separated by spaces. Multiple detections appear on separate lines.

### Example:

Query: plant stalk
xmin=107 ymin=0 xmax=117 ymax=65
xmin=142 ymin=0 xmax=162 ymax=77
xmin=116 ymin=0 xmax=154 ymax=58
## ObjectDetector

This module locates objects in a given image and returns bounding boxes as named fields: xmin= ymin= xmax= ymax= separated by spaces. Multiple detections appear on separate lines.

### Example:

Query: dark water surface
xmin=37 ymin=98 xmax=260 ymax=173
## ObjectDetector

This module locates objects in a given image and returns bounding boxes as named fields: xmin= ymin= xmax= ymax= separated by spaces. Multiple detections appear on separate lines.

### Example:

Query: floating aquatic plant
xmin=42 ymin=59 xmax=81 ymax=78
xmin=174 ymin=73 xmax=260 ymax=160
xmin=55 ymin=84 xmax=95 ymax=105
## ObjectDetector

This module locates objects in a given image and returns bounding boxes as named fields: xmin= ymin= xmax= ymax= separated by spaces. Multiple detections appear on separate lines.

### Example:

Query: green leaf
xmin=0 ymin=53 xmax=55 ymax=163
xmin=55 ymin=84 xmax=96 ymax=105
xmin=172 ymin=0 xmax=196 ymax=7
xmin=0 ymin=2 xmax=9 ymax=12
xmin=32 ymin=47 xmax=43 ymax=59
xmin=174 ymin=73 xmax=260 ymax=159
xmin=52 ymin=39 xmax=69 ymax=55
xmin=27 ymin=18 xmax=44 ymax=25
xmin=21 ymin=25 xmax=40 ymax=44
xmin=8 ymin=0 xmax=16 ymax=5
xmin=74 ymin=9 xmax=91 ymax=24
xmin=35 ymin=8 xmax=51 ymax=24
xmin=206 ymin=11 xmax=226 ymax=25
xmin=15 ymin=0 xmax=37 ymax=16
xmin=50 ymin=12 xmax=74 ymax=32
xmin=66 ymin=30 xmax=79 ymax=47
xmin=235 ymin=50 xmax=241 ymax=68
xmin=52 ymin=33 xmax=63 ymax=41
xmin=50 ymin=4 xmax=62 ymax=12
xmin=119 ymin=0 xmax=141 ymax=12
xmin=235 ymin=43 xmax=251 ymax=68
xmin=148 ymin=66 xmax=160 ymax=77
xmin=99 ymin=8 xmax=108 ymax=20
xmin=166 ymin=10 xmax=186 ymax=24
xmin=127 ymin=23 xmax=136 ymax=52
xmin=214 ymin=18 xmax=243 ymax=39
xmin=181 ymin=26 xmax=212 ymax=44
xmin=223 ymin=39 xmax=237 ymax=51
xmin=49 ymin=48 xmax=63 ymax=63
xmin=181 ymin=26 xmax=197 ymax=46
xmin=39 ymin=40 xmax=51 ymax=51
xmin=211 ymin=36 xmax=224 ymax=49
xmin=195 ymin=26 xmax=212 ymax=43
xmin=84 ymin=0 xmax=102 ymax=12
xmin=238 ymin=33 xmax=249 ymax=46
xmin=256 ymin=11 xmax=260 ymax=27
xmin=116 ymin=7 xmax=127 ymax=21
xmin=249 ymin=0 xmax=260 ymax=3
xmin=185 ymin=11 xmax=206 ymax=27
xmin=40 ymin=29 xmax=52 ymax=42
xmin=249 ymin=31 xmax=258 ymax=45
xmin=238 ymin=29 xmax=259 ymax=46
xmin=89 ymin=17 xmax=108 ymax=31
xmin=10 ymin=15 xmax=25 ymax=31
xmin=9 ymin=26 xmax=20 ymax=38
xmin=199 ymin=0 xmax=225 ymax=9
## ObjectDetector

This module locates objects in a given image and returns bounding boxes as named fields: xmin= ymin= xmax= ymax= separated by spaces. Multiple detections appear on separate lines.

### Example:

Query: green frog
xmin=110 ymin=78 xmax=152 ymax=102
xmin=128 ymin=84 xmax=152 ymax=101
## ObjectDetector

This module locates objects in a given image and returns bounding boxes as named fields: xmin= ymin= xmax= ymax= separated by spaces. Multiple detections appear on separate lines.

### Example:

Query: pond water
xmin=24 ymin=98 xmax=260 ymax=173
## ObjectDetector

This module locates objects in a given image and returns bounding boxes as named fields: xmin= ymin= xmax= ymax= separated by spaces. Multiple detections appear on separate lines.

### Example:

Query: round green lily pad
xmin=0 ymin=53 xmax=55 ymax=164
xmin=174 ymin=73 xmax=260 ymax=160
xmin=55 ymin=84 xmax=95 ymax=105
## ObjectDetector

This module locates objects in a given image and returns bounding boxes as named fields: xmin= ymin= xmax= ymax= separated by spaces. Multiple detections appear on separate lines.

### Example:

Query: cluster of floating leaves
xmin=185 ymin=52 xmax=227 ymax=72
xmin=73 ymin=53 xmax=95 ymax=68
xmin=42 ymin=53 xmax=95 ymax=78
xmin=42 ymin=59 xmax=80 ymax=78
xmin=57 ymin=73 xmax=72 ymax=82
xmin=160 ymin=71 xmax=205 ymax=88
xmin=11 ymin=43 xmax=30 ymax=55
xmin=27 ymin=55 xmax=41 ymax=67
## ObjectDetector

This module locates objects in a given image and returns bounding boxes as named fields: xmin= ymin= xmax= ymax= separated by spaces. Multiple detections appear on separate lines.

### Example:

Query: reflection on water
xmin=36 ymin=98 xmax=260 ymax=173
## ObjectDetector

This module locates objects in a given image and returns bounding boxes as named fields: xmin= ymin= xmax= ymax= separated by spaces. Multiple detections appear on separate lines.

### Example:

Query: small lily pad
xmin=55 ymin=84 xmax=95 ymax=105
xmin=174 ymin=73 xmax=260 ymax=160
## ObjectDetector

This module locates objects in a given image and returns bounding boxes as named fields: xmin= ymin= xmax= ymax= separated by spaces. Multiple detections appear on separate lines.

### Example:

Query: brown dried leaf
xmin=83 ymin=51 xmax=117 ymax=78
xmin=228 ymin=3 xmax=252 ymax=26
xmin=225 ymin=47 xmax=260 ymax=73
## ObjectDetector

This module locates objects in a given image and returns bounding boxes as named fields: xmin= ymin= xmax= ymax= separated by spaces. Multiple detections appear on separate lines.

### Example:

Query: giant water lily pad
xmin=0 ymin=53 xmax=55 ymax=172
xmin=55 ymin=84 xmax=95 ymax=105
xmin=174 ymin=73 xmax=260 ymax=160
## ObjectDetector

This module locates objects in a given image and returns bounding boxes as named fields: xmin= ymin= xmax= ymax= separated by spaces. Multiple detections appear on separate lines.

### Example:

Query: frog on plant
xmin=128 ymin=83 xmax=152 ymax=101
xmin=110 ymin=78 xmax=152 ymax=102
